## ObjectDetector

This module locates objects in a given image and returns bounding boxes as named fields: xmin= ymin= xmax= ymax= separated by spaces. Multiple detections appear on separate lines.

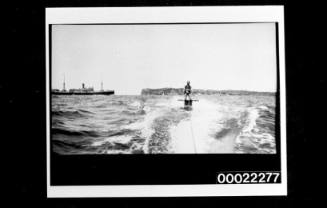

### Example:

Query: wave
xmin=234 ymin=105 xmax=276 ymax=154
xmin=53 ymin=126 xmax=139 ymax=138
xmin=51 ymin=94 xmax=276 ymax=154
xmin=51 ymin=117 xmax=65 ymax=126
xmin=52 ymin=109 xmax=93 ymax=118
xmin=53 ymin=139 xmax=87 ymax=149
xmin=52 ymin=127 xmax=100 ymax=137
xmin=121 ymin=109 xmax=146 ymax=116
xmin=90 ymin=131 xmax=146 ymax=154
xmin=240 ymin=108 xmax=260 ymax=133
xmin=256 ymin=106 xmax=275 ymax=137
xmin=108 ymin=100 xmax=126 ymax=106
xmin=214 ymin=118 xmax=241 ymax=139
xmin=52 ymin=139 xmax=97 ymax=154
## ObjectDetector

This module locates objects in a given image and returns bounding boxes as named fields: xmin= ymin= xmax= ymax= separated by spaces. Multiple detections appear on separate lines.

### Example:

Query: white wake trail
xmin=170 ymin=98 xmax=224 ymax=153
xmin=170 ymin=97 xmax=245 ymax=153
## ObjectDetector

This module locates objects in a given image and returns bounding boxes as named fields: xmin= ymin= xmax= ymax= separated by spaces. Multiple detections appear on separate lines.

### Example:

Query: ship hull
xmin=52 ymin=91 xmax=114 ymax=95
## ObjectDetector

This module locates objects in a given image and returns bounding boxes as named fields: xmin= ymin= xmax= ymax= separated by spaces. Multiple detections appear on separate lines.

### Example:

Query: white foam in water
xmin=190 ymin=99 xmax=223 ymax=153
xmin=91 ymin=135 xmax=132 ymax=146
xmin=242 ymin=108 xmax=260 ymax=133
xmin=258 ymin=105 xmax=269 ymax=110
xmin=170 ymin=120 xmax=196 ymax=153
xmin=169 ymin=96 xmax=185 ymax=108
xmin=234 ymin=107 xmax=277 ymax=154
xmin=170 ymin=98 xmax=232 ymax=153
xmin=129 ymin=107 xmax=165 ymax=153
xmin=130 ymin=101 xmax=142 ymax=108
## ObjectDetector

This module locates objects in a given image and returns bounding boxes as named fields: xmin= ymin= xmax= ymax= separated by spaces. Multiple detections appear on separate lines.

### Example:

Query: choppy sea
xmin=51 ymin=94 xmax=276 ymax=154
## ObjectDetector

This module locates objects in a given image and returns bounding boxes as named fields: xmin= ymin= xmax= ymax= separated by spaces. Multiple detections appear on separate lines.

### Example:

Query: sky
xmin=51 ymin=23 xmax=277 ymax=95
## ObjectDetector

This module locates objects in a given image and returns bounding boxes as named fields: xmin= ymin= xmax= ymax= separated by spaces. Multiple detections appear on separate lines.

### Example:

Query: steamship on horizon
xmin=52 ymin=81 xmax=114 ymax=95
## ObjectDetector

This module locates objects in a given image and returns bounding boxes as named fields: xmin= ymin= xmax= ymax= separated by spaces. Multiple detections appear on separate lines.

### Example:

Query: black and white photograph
xmin=51 ymin=23 xmax=277 ymax=155
xmin=46 ymin=6 xmax=287 ymax=197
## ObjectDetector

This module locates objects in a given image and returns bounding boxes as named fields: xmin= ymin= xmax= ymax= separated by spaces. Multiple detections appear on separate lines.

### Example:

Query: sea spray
xmin=170 ymin=98 xmax=227 ymax=153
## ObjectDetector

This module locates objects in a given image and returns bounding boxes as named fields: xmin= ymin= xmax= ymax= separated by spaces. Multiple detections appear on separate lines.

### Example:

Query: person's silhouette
xmin=184 ymin=81 xmax=192 ymax=100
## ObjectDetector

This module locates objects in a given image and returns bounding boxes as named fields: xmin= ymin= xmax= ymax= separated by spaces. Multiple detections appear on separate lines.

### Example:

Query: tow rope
xmin=190 ymin=118 xmax=197 ymax=153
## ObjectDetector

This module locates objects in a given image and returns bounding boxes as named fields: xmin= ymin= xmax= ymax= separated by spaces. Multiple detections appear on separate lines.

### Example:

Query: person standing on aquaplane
xmin=184 ymin=81 xmax=192 ymax=100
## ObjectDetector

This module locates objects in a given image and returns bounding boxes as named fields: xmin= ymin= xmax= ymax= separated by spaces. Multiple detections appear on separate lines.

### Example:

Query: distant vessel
xmin=52 ymin=80 xmax=114 ymax=95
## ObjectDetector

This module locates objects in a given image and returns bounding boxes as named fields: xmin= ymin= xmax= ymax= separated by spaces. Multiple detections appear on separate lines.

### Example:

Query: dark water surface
xmin=51 ymin=94 xmax=276 ymax=154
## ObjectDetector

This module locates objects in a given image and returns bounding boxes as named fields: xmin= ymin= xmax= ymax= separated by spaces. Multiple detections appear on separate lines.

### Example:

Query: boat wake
xmin=170 ymin=98 xmax=243 ymax=153
xmin=52 ymin=94 xmax=276 ymax=154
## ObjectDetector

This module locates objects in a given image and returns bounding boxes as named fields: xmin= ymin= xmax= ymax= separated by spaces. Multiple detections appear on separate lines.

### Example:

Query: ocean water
xmin=51 ymin=94 xmax=276 ymax=154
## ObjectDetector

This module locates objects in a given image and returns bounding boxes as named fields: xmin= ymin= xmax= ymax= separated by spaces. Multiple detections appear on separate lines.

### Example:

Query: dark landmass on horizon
xmin=141 ymin=88 xmax=275 ymax=96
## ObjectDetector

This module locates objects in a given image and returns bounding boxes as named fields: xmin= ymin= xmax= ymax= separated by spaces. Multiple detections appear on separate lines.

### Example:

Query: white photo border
xmin=46 ymin=6 xmax=287 ymax=197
